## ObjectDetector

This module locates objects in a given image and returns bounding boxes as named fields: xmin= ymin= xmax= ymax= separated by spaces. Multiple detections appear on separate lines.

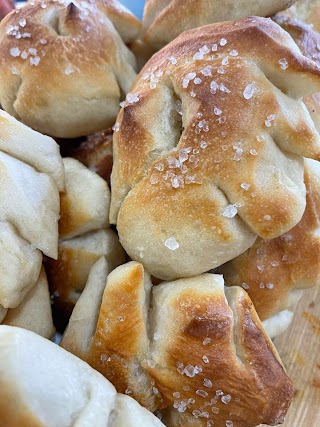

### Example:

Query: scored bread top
xmin=111 ymin=17 xmax=320 ymax=280
xmin=142 ymin=0 xmax=299 ymax=48
xmin=0 ymin=0 xmax=140 ymax=138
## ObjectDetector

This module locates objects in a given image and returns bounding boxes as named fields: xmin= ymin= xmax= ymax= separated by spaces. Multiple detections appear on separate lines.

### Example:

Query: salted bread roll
xmin=220 ymin=159 xmax=320 ymax=324
xmin=2 ymin=267 xmax=55 ymax=339
xmin=142 ymin=0 xmax=298 ymax=49
xmin=0 ymin=0 xmax=140 ymax=138
xmin=0 ymin=110 xmax=63 ymax=310
xmin=62 ymin=260 xmax=294 ymax=427
xmin=110 ymin=17 xmax=320 ymax=280
xmin=0 ymin=325 xmax=164 ymax=427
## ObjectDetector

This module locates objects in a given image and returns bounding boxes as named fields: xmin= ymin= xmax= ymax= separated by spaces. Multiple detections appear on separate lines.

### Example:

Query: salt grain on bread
xmin=2 ymin=267 xmax=55 ymax=339
xmin=0 ymin=0 xmax=140 ymax=138
xmin=142 ymin=0 xmax=299 ymax=49
xmin=62 ymin=260 xmax=294 ymax=427
xmin=220 ymin=158 xmax=320 ymax=325
xmin=0 ymin=110 xmax=63 ymax=311
xmin=110 ymin=17 xmax=320 ymax=280
xmin=0 ymin=325 xmax=165 ymax=427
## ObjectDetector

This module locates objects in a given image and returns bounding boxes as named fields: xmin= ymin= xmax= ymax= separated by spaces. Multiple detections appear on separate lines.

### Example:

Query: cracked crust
xmin=62 ymin=261 xmax=294 ymax=427
xmin=142 ymin=0 xmax=298 ymax=49
xmin=0 ymin=0 xmax=140 ymax=137
xmin=110 ymin=17 xmax=320 ymax=280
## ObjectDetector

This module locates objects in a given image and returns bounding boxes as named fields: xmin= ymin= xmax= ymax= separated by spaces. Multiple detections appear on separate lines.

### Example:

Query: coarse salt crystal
xmin=242 ymin=283 xmax=250 ymax=290
xmin=194 ymin=78 xmax=202 ymax=84
xmin=222 ymin=204 xmax=238 ymax=218
xmin=203 ymin=379 xmax=213 ymax=388
xmin=217 ymin=67 xmax=225 ymax=74
xmin=201 ymin=66 xmax=212 ymax=76
xmin=193 ymin=51 xmax=204 ymax=60
xmin=250 ymin=148 xmax=257 ymax=155
xmin=240 ymin=182 xmax=250 ymax=190
xmin=169 ymin=56 xmax=177 ymax=64
xmin=263 ymin=214 xmax=271 ymax=221
xmin=278 ymin=58 xmax=288 ymax=70
xmin=126 ymin=93 xmax=140 ymax=104
xmin=210 ymin=80 xmax=218 ymax=94
xmin=226 ymin=421 xmax=233 ymax=427
xmin=190 ymin=91 xmax=196 ymax=97
xmin=30 ymin=56 xmax=40 ymax=66
xmin=214 ymin=106 xmax=222 ymax=116
xmin=230 ymin=49 xmax=238 ymax=56
xmin=11 ymin=66 xmax=20 ymax=75
xmin=200 ymin=141 xmax=208 ymax=149
xmin=19 ymin=18 xmax=26 ymax=27
xmin=222 ymin=57 xmax=229 ymax=66
xmin=202 ymin=355 xmax=209 ymax=363
xmin=173 ymin=391 xmax=180 ymax=398
xmin=40 ymin=38 xmax=47 ymax=45
xmin=219 ymin=83 xmax=231 ymax=93
xmin=212 ymin=407 xmax=219 ymax=414
xmin=165 ymin=237 xmax=179 ymax=251
xmin=203 ymin=337 xmax=211 ymax=345
xmin=112 ymin=123 xmax=120 ymax=132
xmin=64 ymin=65 xmax=74 ymax=75
xmin=183 ymin=364 xmax=202 ymax=377
xmin=220 ymin=38 xmax=227 ymax=46
xmin=243 ymin=82 xmax=255 ymax=100
xmin=221 ymin=394 xmax=231 ymax=404
xmin=28 ymin=48 xmax=37 ymax=55
xmin=10 ymin=47 xmax=20 ymax=57
xmin=266 ymin=283 xmax=274 ymax=289
xmin=196 ymin=390 xmax=208 ymax=398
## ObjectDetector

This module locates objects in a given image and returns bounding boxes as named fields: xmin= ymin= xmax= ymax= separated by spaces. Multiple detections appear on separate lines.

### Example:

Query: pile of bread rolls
xmin=0 ymin=0 xmax=318 ymax=426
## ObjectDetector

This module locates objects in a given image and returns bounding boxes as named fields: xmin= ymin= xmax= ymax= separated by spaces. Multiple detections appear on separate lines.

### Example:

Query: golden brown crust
xmin=62 ymin=262 xmax=294 ymax=427
xmin=0 ymin=0 xmax=139 ymax=137
xmin=142 ymin=0 xmax=298 ymax=48
xmin=111 ymin=17 xmax=320 ymax=280
xmin=220 ymin=158 xmax=320 ymax=321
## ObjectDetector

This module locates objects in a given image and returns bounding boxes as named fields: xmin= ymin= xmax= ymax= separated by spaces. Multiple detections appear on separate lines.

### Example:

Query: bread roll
xmin=0 ymin=0 xmax=140 ymax=138
xmin=110 ymin=17 xmax=320 ymax=280
xmin=59 ymin=158 xmax=110 ymax=239
xmin=142 ymin=0 xmax=298 ymax=49
xmin=0 ymin=110 xmax=63 ymax=310
xmin=0 ymin=325 xmax=164 ymax=427
xmin=46 ymin=229 xmax=126 ymax=329
xmin=62 ymin=261 xmax=294 ymax=427
xmin=220 ymin=158 xmax=320 ymax=323
xmin=2 ymin=267 xmax=55 ymax=339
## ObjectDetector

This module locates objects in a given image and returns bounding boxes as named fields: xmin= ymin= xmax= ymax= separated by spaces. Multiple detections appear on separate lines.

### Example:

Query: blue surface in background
xmin=15 ymin=1 xmax=146 ymax=20
xmin=121 ymin=0 xmax=145 ymax=19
